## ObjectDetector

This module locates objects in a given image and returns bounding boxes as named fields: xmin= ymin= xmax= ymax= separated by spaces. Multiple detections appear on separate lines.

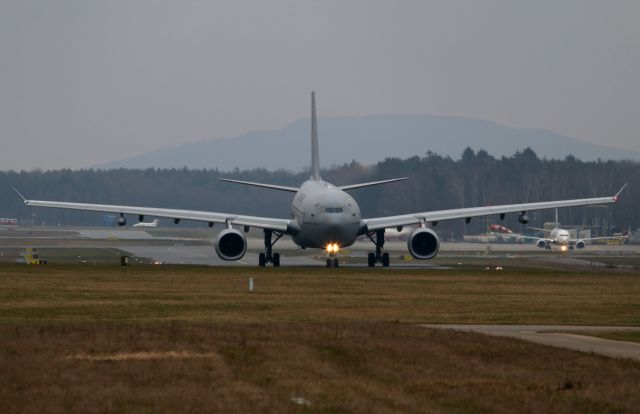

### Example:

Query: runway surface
xmin=422 ymin=324 xmax=640 ymax=361
xmin=2 ymin=227 xmax=639 ymax=268
xmin=120 ymin=244 xmax=449 ymax=268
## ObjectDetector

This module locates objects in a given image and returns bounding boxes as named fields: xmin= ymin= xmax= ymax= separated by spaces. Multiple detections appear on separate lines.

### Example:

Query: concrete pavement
xmin=422 ymin=324 xmax=640 ymax=361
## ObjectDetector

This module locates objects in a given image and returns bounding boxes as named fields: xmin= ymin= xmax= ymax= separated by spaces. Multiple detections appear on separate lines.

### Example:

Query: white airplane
xmin=132 ymin=219 xmax=159 ymax=228
xmin=12 ymin=92 xmax=627 ymax=267
xmin=526 ymin=208 xmax=625 ymax=251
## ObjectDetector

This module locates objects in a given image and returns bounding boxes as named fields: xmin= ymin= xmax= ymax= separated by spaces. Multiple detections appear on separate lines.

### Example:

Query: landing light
xmin=561 ymin=245 xmax=568 ymax=252
xmin=325 ymin=243 xmax=340 ymax=253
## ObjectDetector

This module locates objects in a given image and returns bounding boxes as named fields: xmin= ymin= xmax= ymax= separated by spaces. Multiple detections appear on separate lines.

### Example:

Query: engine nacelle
xmin=536 ymin=239 xmax=547 ymax=249
xmin=407 ymin=228 xmax=440 ymax=260
xmin=214 ymin=228 xmax=247 ymax=261
xmin=576 ymin=240 xmax=586 ymax=249
xmin=517 ymin=214 xmax=529 ymax=224
xmin=117 ymin=216 xmax=127 ymax=227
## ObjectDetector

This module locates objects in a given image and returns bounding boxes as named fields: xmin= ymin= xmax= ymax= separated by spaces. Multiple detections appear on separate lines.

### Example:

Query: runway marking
xmin=422 ymin=325 xmax=640 ymax=361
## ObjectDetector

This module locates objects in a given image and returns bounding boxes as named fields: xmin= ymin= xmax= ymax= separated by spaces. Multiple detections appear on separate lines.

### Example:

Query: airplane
xmin=132 ymin=218 xmax=159 ymax=228
xmin=11 ymin=92 xmax=627 ymax=268
xmin=525 ymin=208 xmax=625 ymax=252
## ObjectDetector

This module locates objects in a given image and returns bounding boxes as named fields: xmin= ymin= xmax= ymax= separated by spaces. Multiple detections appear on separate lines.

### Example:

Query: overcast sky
xmin=1 ymin=1 xmax=638 ymax=171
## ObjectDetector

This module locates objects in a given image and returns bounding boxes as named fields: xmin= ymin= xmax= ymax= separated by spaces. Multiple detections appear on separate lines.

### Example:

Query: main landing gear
xmin=367 ymin=229 xmax=389 ymax=267
xmin=259 ymin=229 xmax=282 ymax=267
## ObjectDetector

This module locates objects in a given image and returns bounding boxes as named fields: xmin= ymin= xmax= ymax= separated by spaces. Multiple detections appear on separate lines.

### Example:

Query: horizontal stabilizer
xmin=339 ymin=177 xmax=407 ymax=191
xmin=219 ymin=178 xmax=299 ymax=193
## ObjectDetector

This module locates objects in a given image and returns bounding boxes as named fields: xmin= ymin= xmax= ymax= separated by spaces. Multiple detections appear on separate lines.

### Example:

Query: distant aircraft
xmin=526 ymin=208 xmax=624 ymax=251
xmin=463 ymin=223 xmax=525 ymax=244
xmin=132 ymin=219 xmax=159 ymax=228
xmin=489 ymin=224 xmax=513 ymax=234
xmin=0 ymin=218 xmax=18 ymax=227
xmin=11 ymin=92 xmax=627 ymax=267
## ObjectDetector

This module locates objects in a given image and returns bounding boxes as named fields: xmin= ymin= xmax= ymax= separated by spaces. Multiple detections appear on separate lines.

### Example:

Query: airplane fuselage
xmin=549 ymin=228 xmax=571 ymax=246
xmin=290 ymin=180 xmax=362 ymax=249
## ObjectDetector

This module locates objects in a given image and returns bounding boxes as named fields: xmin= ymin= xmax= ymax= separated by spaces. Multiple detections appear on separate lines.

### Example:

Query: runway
xmin=1 ymin=227 xmax=638 ymax=268
xmin=121 ymin=245 xmax=322 ymax=266
xmin=422 ymin=324 xmax=640 ymax=361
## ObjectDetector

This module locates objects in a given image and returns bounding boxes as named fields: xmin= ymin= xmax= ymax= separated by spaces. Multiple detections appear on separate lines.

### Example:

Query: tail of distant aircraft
xmin=311 ymin=91 xmax=320 ymax=181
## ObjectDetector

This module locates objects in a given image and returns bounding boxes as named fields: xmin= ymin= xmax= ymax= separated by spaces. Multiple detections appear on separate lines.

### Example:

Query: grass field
xmin=2 ymin=264 xmax=639 ymax=325
xmin=1 ymin=264 xmax=640 ymax=413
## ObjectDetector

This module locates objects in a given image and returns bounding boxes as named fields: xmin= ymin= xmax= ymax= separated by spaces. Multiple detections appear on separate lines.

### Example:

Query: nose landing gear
xmin=325 ymin=243 xmax=340 ymax=267
xmin=326 ymin=256 xmax=339 ymax=267
xmin=259 ymin=229 xmax=282 ymax=267
xmin=367 ymin=229 xmax=389 ymax=267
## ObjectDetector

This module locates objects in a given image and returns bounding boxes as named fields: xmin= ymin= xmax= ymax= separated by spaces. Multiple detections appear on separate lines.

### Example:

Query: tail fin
xmin=310 ymin=91 xmax=320 ymax=180
xmin=555 ymin=207 xmax=559 ymax=228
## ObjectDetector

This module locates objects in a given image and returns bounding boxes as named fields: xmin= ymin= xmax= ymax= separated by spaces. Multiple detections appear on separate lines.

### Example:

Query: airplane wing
xmin=527 ymin=226 xmax=550 ymax=232
xmin=362 ymin=185 xmax=626 ymax=233
xmin=12 ymin=188 xmax=294 ymax=233
xmin=570 ymin=236 xmax=627 ymax=243
xmin=519 ymin=235 xmax=552 ymax=242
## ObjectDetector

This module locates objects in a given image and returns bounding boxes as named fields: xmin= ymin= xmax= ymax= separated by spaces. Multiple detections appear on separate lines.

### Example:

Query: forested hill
xmin=95 ymin=114 xmax=640 ymax=171
xmin=2 ymin=148 xmax=637 ymax=237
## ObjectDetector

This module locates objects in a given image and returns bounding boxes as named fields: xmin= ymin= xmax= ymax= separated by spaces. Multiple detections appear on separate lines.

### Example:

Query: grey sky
xmin=1 ymin=0 xmax=638 ymax=171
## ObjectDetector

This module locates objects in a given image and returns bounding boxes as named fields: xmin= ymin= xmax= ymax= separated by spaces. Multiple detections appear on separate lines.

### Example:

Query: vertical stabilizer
xmin=555 ymin=207 xmax=559 ymax=228
xmin=310 ymin=91 xmax=320 ymax=180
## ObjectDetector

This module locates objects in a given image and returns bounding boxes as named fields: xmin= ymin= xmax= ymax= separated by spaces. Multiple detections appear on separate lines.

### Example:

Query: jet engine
xmin=536 ymin=239 xmax=547 ymax=249
xmin=117 ymin=216 xmax=127 ymax=227
xmin=214 ymin=228 xmax=247 ymax=261
xmin=407 ymin=228 xmax=440 ymax=259
xmin=517 ymin=213 xmax=529 ymax=224
xmin=575 ymin=240 xmax=586 ymax=249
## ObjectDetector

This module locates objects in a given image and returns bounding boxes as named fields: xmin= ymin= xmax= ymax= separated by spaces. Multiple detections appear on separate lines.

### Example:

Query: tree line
xmin=1 ymin=148 xmax=637 ymax=238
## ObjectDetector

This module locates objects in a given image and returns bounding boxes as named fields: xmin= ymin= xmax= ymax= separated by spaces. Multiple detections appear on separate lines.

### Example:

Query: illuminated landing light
xmin=560 ymin=245 xmax=568 ymax=252
xmin=325 ymin=243 xmax=340 ymax=253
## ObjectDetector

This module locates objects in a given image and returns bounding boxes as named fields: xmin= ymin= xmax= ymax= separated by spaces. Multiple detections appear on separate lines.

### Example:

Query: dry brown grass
xmin=2 ymin=322 xmax=640 ymax=413
xmin=0 ymin=264 xmax=639 ymax=325
xmin=1 ymin=264 xmax=640 ymax=413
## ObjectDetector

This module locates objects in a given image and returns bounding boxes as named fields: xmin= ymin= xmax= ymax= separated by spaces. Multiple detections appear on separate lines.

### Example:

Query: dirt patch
xmin=69 ymin=350 xmax=217 ymax=361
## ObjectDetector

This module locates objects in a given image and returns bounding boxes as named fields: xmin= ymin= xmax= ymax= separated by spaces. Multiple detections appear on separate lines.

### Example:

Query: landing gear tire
xmin=367 ymin=229 xmax=387 ymax=267
xmin=261 ymin=229 xmax=283 ymax=267
xmin=333 ymin=258 xmax=339 ymax=268
xmin=326 ymin=258 xmax=332 ymax=268
xmin=382 ymin=252 xmax=390 ymax=267
xmin=367 ymin=253 xmax=375 ymax=267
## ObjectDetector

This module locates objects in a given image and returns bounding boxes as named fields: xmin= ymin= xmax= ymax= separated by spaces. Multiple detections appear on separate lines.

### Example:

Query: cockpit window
xmin=325 ymin=207 xmax=344 ymax=213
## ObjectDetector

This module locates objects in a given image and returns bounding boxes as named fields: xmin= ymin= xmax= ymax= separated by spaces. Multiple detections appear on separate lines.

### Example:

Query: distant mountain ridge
xmin=95 ymin=114 xmax=640 ymax=171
